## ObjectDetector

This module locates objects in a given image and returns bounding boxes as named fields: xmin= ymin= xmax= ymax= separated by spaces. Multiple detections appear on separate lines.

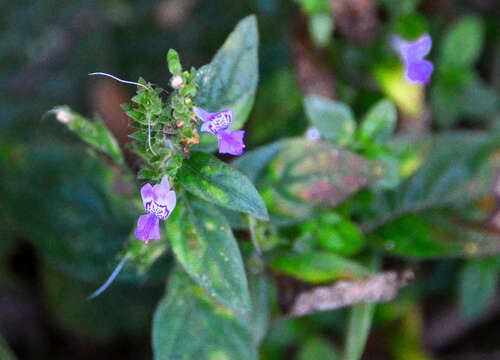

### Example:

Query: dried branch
xmin=289 ymin=11 xmax=336 ymax=98
xmin=287 ymin=270 xmax=414 ymax=317
xmin=331 ymin=0 xmax=378 ymax=46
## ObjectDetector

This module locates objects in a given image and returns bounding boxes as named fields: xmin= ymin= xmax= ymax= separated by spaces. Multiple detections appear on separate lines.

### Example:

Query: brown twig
xmin=287 ymin=270 xmax=414 ymax=317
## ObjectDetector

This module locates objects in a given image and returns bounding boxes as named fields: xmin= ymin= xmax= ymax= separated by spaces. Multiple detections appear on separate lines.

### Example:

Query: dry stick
xmin=288 ymin=270 xmax=414 ymax=317
xmin=331 ymin=0 xmax=378 ymax=46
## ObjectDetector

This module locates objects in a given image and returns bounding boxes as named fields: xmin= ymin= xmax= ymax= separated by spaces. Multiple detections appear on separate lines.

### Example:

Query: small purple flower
xmin=392 ymin=34 xmax=434 ymax=84
xmin=193 ymin=106 xmax=245 ymax=156
xmin=134 ymin=175 xmax=176 ymax=243
xmin=218 ymin=130 xmax=246 ymax=155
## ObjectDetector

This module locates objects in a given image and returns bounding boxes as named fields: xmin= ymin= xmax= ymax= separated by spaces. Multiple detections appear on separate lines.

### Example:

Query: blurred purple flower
xmin=135 ymin=175 xmax=176 ymax=243
xmin=193 ymin=106 xmax=245 ymax=155
xmin=392 ymin=34 xmax=434 ymax=84
xmin=218 ymin=130 xmax=246 ymax=155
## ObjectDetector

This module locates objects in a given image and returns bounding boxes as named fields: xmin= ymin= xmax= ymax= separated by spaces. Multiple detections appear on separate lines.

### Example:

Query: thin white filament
xmin=146 ymin=113 xmax=157 ymax=155
xmin=88 ymin=254 xmax=130 ymax=300
xmin=88 ymin=72 xmax=148 ymax=89
xmin=89 ymin=72 xmax=157 ymax=155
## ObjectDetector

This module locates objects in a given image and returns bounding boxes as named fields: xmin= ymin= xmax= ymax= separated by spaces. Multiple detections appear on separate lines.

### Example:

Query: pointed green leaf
xmin=167 ymin=48 xmax=182 ymax=75
xmin=298 ymin=336 xmax=340 ymax=360
xmin=178 ymin=151 xmax=269 ymax=220
xmin=304 ymin=96 xmax=356 ymax=145
xmin=246 ymin=138 xmax=380 ymax=225
xmin=344 ymin=302 xmax=376 ymax=360
xmin=166 ymin=197 xmax=251 ymax=312
xmin=0 ymin=334 xmax=16 ymax=360
xmin=459 ymin=258 xmax=498 ymax=320
xmin=194 ymin=15 xmax=259 ymax=150
xmin=362 ymin=132 xmax=500 ymax=233
xmin=359 ymin=99 xmax=397 ymax=143
xmin=153 ymin=269 xmax=257 ymax=360
xmin=439 ymin=16 xmax=484 ymax=69
xmin=51 ymin=106 xmax=124 ymax=164
xmin=270 ymin=251 xmax=370 ymax=284
xmin=369 ymin=211 xmax=500 ymax=258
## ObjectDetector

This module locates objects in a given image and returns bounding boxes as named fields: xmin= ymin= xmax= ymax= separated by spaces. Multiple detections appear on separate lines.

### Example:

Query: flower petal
xmin=406 ymin=34 xmax=432 ymax=61
xmin=140 ymin=183 xmax=154 ymax=209
xmin=165 ymin=190 xmax=177 ymax=214
xmin=134 ymin=214 xmax=161 ymax=243
xmin=152 ymin=183 xmax=170 ymax=205
xmin=160 ymin=175 xmax=170 ymax=190
xmin=406 ymin=60 xmax=434 ymax=84
xmin=193 ymin=106 xmax=213 ymax=122
xmin=217 ymin=130 xmax=245 ymax=156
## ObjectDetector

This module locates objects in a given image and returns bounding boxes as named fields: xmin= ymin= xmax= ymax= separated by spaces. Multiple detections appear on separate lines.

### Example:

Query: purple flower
xmin=218 ymin=130 xmax=246 ymax=155
xmin=134 ymin=175 xmax=176 ymax=243
xmin=392 ymin=34 xmax=434 ymax=84
xmin=193 ymin=106 xmax=245 ymax=156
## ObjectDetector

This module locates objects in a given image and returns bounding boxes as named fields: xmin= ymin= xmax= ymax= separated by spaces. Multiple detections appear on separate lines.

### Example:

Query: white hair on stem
xmin=88 ymin=72 xmax=148 ymax=89
xmin=89 ymin=72 xmax=157 ymax=155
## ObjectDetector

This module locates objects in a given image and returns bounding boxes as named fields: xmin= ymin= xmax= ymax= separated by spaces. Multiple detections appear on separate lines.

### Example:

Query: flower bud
xmin=170 ymin=75 xmax=184 ymax=89
xmin=56 ymin=109 xmax=74 ymax=124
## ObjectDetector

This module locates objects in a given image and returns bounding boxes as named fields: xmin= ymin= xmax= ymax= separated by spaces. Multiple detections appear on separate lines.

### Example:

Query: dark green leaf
xmin=178 ymin=151 xmax=269 ymax=220
xmin=42 ymin=263 xmax=159 ymax=340
xmin=250 ymin=138 xmax=380 ymax=226
xmin=152 ymin=268 xmax=257 ymax=360
xmin=297 ymin=336 xmax=340 ymax=360
xmin=304 ymin=96 xmax=356 ymax=145
xmin=459 ymin=258 xmax=498 ymax=320
xmin=242 ymin=269 xmax=272 ymax=345
xmin=166 ymin=197 xmax=251 ymax=312
xmin=0 ymin=140 xmax=151 ymax=282
xmin=362 ymin=132 xmax=500 ymax=233
xmin=52 ymin=106 xmax=124 ymax=164
xmin=359 ymin=99 xmax=397 ymax=143
xmin=270 ymin=251 xmax=370 ymax=284
xmin=369 ymin=212 xmax=500 ymax=258
xmin=0 ymin=334 xmax=16 ymax=360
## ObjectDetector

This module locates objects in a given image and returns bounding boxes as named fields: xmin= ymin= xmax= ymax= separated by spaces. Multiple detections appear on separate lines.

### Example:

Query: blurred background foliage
xmin=1 ymin=0 xmax=499 ymax=359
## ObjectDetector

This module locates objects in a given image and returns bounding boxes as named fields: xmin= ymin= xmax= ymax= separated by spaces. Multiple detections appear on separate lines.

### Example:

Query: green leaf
xmin=241 ymin=268 xmax=272 ymax=345
xmin=0 ymin=333 xmax=16 ymax=360
xmin=166 ymin=196 xmax=251 ymax=312
xmin=241 ymin=138 xmax=380 ymax=226
xmin=194 ymin=15 xmax=259 ymax=149
xmin=313 ymin=213 xmax=366 ymax=256
xmin=359 ymin=99 xmax=397 ymax=143
xmin=152 ymin=268 xmax=257 ymax=360
xmin=304 ymin=96 xmax=356 ymax=145
xmin=270 ymin=251 xmax=370 ymax=284
xmin=0 ymin=140 xmax=153 ymax=283
xmin=343 ymin=302 xmax=376 ymax=360
xmin=362 ymin=132 xmax=500 ymax=233
xmin=369 ymin=212 xmax=500 ymax=258
xmin=167 ymin=48 xmax=182 ymax=75
xmin=298 ymin=336 xmax=340 ymax=360
xmin=439 ymin=16 xmax=484 ymax=69
xmin=309 ymin=14 xmax=334 ymax=47
xmin=343 ymin=255 xmax=379 ymax=360
xmin=459 ymin=258 xmax=498 ymax=320
xmin=42 ymin=263 xmax=158 ymax=340
xmin=178 ymin=151 xmax=269 ymax=220
xmin=51 ymin=106 xmax=124 ymax=164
